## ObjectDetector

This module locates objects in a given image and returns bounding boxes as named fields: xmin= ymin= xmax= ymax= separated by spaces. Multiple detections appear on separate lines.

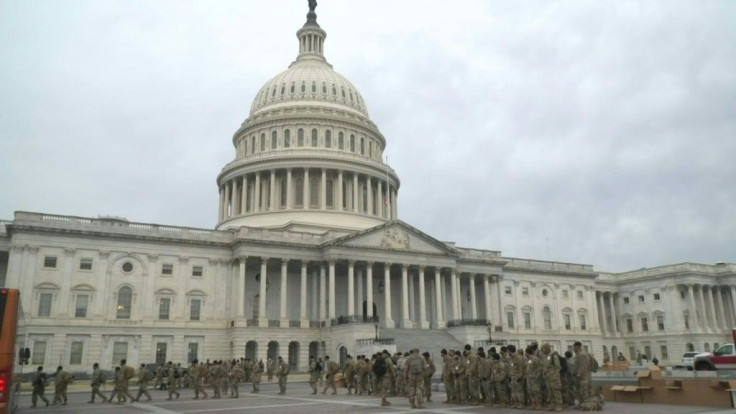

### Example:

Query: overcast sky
xmin=1 ymin=0 xmax=734 ymax=272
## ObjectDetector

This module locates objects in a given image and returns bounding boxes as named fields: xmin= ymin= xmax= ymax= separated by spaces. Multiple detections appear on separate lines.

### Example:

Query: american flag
xmin=383 ymin=191 xmax=390 ymax=206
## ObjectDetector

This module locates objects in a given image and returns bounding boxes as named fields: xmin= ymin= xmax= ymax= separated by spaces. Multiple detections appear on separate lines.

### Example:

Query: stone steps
xmin=379 ymin=328 xmax=466 ymax=376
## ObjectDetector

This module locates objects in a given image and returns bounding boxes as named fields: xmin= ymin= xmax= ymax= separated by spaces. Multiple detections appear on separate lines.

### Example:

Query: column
xmin=353 ymin=174 xmax=359 ymax=212
xmin=696 ymin=285 xmax=707 ymax=329
xmin=391 ymin=189 xmax=398 ymax=219
xmin=241 ymin=176 xmax=248 ymax=214
xmin=496 ymin=276 xmax=504 ymax=328
xmin=347 ymin=260 xmax=355 ymax=316
xmin=716 ymin=286 xmax=727 ymax=330
xmin=320 ymin=169 xmax=327 ymax=210
xmin=367 ymin=176 xmax=373 ymax=215
xmin=356 ymin=269 xmax=364 ymax=318
xmin=418 ymin=267 xmax=428 ymax=329
xmin=730 ymin=286 xmax=736 ymax=323
xmin=319 ymin=264 xmax=326 ymax=322
xmin=303 ymin=169 xmax=309 ymax=209
xmin=377 ymin=181 xmax=383 ymax=218
xmin=366 ymin=263 xmax=374 ymax=318
xmin=337 ymin=170 xmax=343 ymax=211
xmin=707 ymin=286 xmax=718 ymax=329
xmin=450 ymin=270 xmax=458 ymax=321
xmin=483 ymin=275 xmax=492 ymax=322
xmin=286 ymin=169 xmax=293 ymax=209
xmin=328 ymin=260 xmax=336 ymax=322
xmin=218 ymin=186 xmax=224 ymax=221
xmin=280 ymin=259 xmax=288 ymax=327
xmin=300 ymin=260 xmax=308 ymax=327
xmin=401 ymin=264 xmax=410 ymax=328
xmin=434 ymin=268 xmax=444 ymax=328
xmin=269 ymin=170 xmax=276 ymax=210
xmin=254 ymin=173 xmax=261 ymax=212
xmin=233 ymin=180 xmax=241 ymax=214
xmin=687 ymin=284 xmax=697 ymax=329
xmin=224 ymin=181 xmax=231 ymax=218
xmin=607 ymin=293 xmax=616 ymax=334
xmin=238 ymin=257 xmax=246 ymax=317
xmin=384 ymin=263 xmax=394 ymax=328
xmin=258 ymin=257 xmax=268 ymax=326
xmin=597 ymin=292 xmax=608 ymax=334
xmin=408 ymin=271 xmax=415 ymax=321
xmin=469 ymin=274 xmax=477 ymax=319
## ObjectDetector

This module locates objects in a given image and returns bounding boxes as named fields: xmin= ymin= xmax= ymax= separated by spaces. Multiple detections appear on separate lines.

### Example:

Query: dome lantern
xmin=296 ymin=0 xmax=327 ymax=63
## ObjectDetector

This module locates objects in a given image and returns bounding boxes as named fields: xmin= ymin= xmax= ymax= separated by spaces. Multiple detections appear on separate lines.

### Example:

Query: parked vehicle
xmin=681 ymin=351 xmax=706 ymax=370
xmin=694 ymin=344 xmax=736 ymax=371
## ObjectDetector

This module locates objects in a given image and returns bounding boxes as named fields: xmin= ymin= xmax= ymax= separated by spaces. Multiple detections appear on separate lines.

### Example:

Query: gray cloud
xmin=1 ymin=0 xmax=734 ymax=272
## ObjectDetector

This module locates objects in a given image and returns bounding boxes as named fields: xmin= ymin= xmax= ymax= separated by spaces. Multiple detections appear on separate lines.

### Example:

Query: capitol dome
xmin=215 ymin=3 xmax=400 ymax=235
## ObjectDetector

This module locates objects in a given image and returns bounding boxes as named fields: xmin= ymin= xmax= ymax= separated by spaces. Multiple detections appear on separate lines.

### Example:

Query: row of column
xmin=236 ymin=257 xmax=498 ymax=329
xmin=597 ymin=284 xmax=736 ymax=335
xmin=218 ymin=168 xmax=397 ymax=222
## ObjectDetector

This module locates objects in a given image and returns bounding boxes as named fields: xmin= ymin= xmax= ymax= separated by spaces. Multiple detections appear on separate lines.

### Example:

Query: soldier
xmin=108 ymin=367 xmax=129 ymax=404
xmin=478 ymin=351 xmax=493 ymax=405
xmin=441 ymin=349 xmax=455 ymax=403
xmin=276 ymin=356 xmax=290 ymax=394
xmin=88 ymin=362 xmax=107 ymax=403
xmin=266 ymin=357 xmax=275 ymax=382
xmin=357 ymin=355 xmax=370 ymax=395
xmin=211 ymin=361 xmax=223 ymax=399
xmin=154 ymin=363 xmax=166 ymax=390
xmin=403 ymin=348 xmax=426 ymax=409
xmin=30 ymin=366 xmax=50 ymax=408
xmin=422 ymin=352 xmax=436 ymax=403
xmin=166 ymin=361 xmax=181 ymax=400
xmin=465 ymin=344 xmax=480 ymax=404
xmin=562 ymin=350 xmax=576 ymax=406
xmin=508 ymin=345 xmax=525 ymax=408
xmin=541 ymin=343 xmax=563 ymax=412
xmin=175 ymin=363 xmax=183 ymax=390
xmin=308 ymin=355 xmax=320 ymax=394
xmin=395 ymin=352 xmax=407 ymax=397
xmin=230 ymin=360 xmax=245 ymax=398
xmin=252 ymin=359 xmax=264 ymax=393
xmin=190 ymin=359 xmax=208 ymax=399
xmin=453 ymin=351 xmax=468 ymax=404
xmin=526 ymin=346 xmax=543 ymax=410
xmin=574 ymin=341 xmax=592 ymax=405
xmin=491 ymin=353 xmax=508 ymax=408
xmin=220 ymin=361 xmax=231 ymax=398
xmin=343 ymin=354 xmax=356 ymax=394
xmin=119 ymin=359 xmax=137 ymax=402
xmin=52 ymin=366 xmax=71 ymax=405
xmin=135 ymin=363 xmax=153 ymax=402
xmin=321 ymin=355 xmax=339 ymax=395
xmin=376 ymin=350 xmax=395 ymax=407
xmin=244 ymin=358 xmax=253 ymax=383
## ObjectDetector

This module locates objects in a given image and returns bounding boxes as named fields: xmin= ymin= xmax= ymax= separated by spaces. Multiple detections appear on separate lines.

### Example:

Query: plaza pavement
xmin=15 ymin=378 xmax=735 ymax=414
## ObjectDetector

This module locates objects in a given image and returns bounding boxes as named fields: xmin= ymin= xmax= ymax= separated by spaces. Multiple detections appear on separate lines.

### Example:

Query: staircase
xmin=379 ymin=328 xmax=465 ymax=375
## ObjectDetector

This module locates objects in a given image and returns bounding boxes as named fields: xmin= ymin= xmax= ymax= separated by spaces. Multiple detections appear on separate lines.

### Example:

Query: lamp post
xmin=374 ymin=322 xmax=379 ymax=341
xmin=487 ymin=321 xmax=493 ymax=343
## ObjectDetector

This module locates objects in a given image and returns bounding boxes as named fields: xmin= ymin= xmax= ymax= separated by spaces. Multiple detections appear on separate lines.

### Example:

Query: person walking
xmin=166 ymin=361 xmax=181 ymax=400
xmin=30 ymin=366 xmax=50 ymax=408
xmin=88 ymin=362 xmax=107 ymax=403
xmin=308 ymin=356 xmax=320 ymax=394
xmin=134 ymin=363 xmax=153 ymax=402
xmin=377 ymin=350 xmax=395 ymax=407
xmin=276 ymin=356 xmax=290 ymax=394
xmin=321 ymin=355 xmax=338 ymax=395
xmin=190 ymin=359 xmax=208 ymax=399
xmin=52 ymin=366 xmax=71 ymax=405
xmin=403 ymin=348 xmax=427 ymax=409
xmin=118 ymin=359 xmax=136 ymax=402
xmin=422 ymin=352 xmax=436 ymax=403
xmin=230 ymin=361 xmax=245 ymax=398
xmin=252 ymin=360 xmax=264 ymax=393
xmin=574 ymin=341 xmax=592 ymax=406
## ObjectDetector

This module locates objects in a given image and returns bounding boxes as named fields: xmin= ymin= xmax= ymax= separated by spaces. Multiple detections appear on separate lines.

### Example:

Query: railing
xmin=331 ymin=315 xmax=379 ymax=326
xmin=446 ymin=319 xmax=491 ymax=328
xmin=289 ymin=320 xmax=301 ymax=328
xmin=309 ymin=320 xmax=325 ymax=328
xmin=357 ymin=338 xmax=395 ymax=346
xmin=268 ymin=320 xmax=280 ymax=327
xmin=246 ymin=319 xmax=258 ymax=327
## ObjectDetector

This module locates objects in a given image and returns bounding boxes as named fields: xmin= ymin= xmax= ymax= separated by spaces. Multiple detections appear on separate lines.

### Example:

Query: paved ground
xmin=15 ymin=381 xmax=736 ymax=414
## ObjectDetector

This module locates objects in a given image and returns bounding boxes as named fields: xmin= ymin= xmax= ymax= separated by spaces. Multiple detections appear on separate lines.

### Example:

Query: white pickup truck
xmin=694 ymin=343 xmax=736 ymax=371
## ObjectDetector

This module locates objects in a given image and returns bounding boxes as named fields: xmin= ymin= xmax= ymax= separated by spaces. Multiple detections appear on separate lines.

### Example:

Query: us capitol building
xmin=1 ymin=3 xmax=734 ymax=371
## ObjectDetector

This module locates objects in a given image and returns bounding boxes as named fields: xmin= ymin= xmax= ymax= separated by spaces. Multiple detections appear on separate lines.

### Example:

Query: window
xmin=122 ymin=261 xmax=134 ymax=273
xmin=504 ymin=286 xmax=512 ymax=295
xmin=75 ymin=295 xmax=88 ymax=318
xmin=680 ymin=290 xmax=686 ymax=299
xmin=116 ymin=287 xmax=132 ymax=319
xmin=653 ymin=293 xmax=660 ymax=301
xmin=543 ymin=307 xmax=552 ymax=329
xmin=564 ymin=314 xmax=572 ymax=330
xmin=38 ymin=293 xmax=52 ymax=317
xmin=577 ymin=291 xmax=583 ymax=300
xmin=562 ymin=290 xmax=568 ymax=299
xmin=638 ymin=295 xmax=645 ymax=303
xmin=579 ymin=314 xmax=587 ymax=330
xmin=260 ymin=133 xmax=266 ymax=151
xmin=43 ymin=256 xmax=57 ymax=268
xmin=301 ymin=81 xmax=306 ymax=93
xmin=542 ymin=289 xmax=548 ymax=297
xmin=309 ymin=178 xmax=319 ymax=208
xmin=523 ymin=312 xmax=531 ymax=329
xmin=79 ymin=258 xmax=93 ymax=270
xmin=506 ymin=311 xmax=515 ymax=329
xmin=297 ymin=129 xmax=304 ymax=146
xmin=284 ymin=130 xmax=290 ymax=148
xmin=188 ymin=343 xmax=199 ymax=363
xmin=192 ymin=266 xmax=203 ymax=277
xmin=623 ymin=297 xmax=630 ymax=304
xmin=251 ymin=136 xmax=255 ymax=153
xmin=295 ymin=178 xmax=304 ymax=207
xmin=70 ymin=341 xmax=83 ymax=365
xmin=641 ymin=317 xmax=649 ymax=332
xmin=190 ymin=299 xmax=201 ymax=321
xmin=159 ymin=298 xmax=171 ymax=320
xmin=326 ymin=179 xmax=334 ymax=208
xmin=350 ymin=134 xmax=355 ymax=152
xmin=644 ymin=346 xmax=651 ymax=358
xmin=311 ymin=81 xmax=316 ymax=93
xmin=311 ymin=129 xmax=318 ymax=147
xmin=325 ymin=130 xmax=331 ymax=148
xmin=112 ymin=342 xmax=128 ymax=365
xmin=657 ymin=315 xmax=664 ymax=331
xmin=32 ymin=341 xmax=47 ymax=365
xmin=162 ymin=264 xmax=173 ymax=275
xmin=338 ymin=132 xmax=344 ymax=149
xmin=684 ymin=312 xmax=690 ymax=329
xmin=271 ymin=131 xmax=277 ymax=149
xmin=280 ymin=179 xmax=287 ymax=208
xmin=522 ymin=287 xmax=529 ymax=297
xmin=660 ymin=345 xmax=668 ymax=360
xmin=360 ymin=137 xmax=365 ymax=155
xmin=156 ymin=343 xmax=167 ymax=365
xmin=626 ymin=318 xmax=633 ymax=333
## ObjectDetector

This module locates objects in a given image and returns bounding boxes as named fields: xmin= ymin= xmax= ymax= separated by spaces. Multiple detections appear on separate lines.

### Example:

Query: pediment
xmin=324 ymin=221 xmax=458 ymax=256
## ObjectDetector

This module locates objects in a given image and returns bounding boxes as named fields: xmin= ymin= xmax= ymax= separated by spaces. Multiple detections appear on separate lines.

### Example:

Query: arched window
xmin=300 ymin=81 xmax=306 ymax=93
xmin=360 ymin=137 xmax=365 ymax=155
xmin=322 ymin=82 xmax=327 ymax=94
xmin=368 ymin=141 xmax=372 ymax=158
xmin=298 ymin=128 xmax=304 ymax=146
xmin=686 ymin=342 xmax=694 ymax=352
xmin=295 ymin=177 xmax=304 ymax=207
xmin=338 ymin=132 xmax=344 ymax=149
xmin=260 ymin=133 xmax=266 ymax=151
xmin=311 ymin=81 xmax=317 ymax=93
xmin=271 ymin=131 xmax=277 ymax=149
xmin=326 ymin=179 xmax=334 ymax=208
xmin=325 ymin=130 xmax=332 ymax=148
xmin=311 ymin=129 xmax=318 ymax=147
xmin=290 ymin=82 xmax=295 ymax=94
xmin=280 ymin=178 xmax=287 ymax=208
xmin=543 ymin=307 xmax=552 ymax=329
xmin=116 ymin=287 xmax=132 ymax=319
xmin=284 ymin=130 xmax=291 ymax=148
xmin=251 ymin=136 xmax=256 ymax=154
xmin=309 ymin=177 xmax=319 ymax=208
xmin=350 ymin=135 xmax=355 ymax=152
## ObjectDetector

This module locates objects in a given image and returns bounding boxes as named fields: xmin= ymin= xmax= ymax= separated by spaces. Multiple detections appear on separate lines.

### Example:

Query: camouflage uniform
xmin=403 ymin=350 xmax=426 ymax=409
xmin=322 ymin=358 xmax=338 ymax=394
xmin=266 ymin=358 xmax=275 ymax=382
xmin=276 ymin=358 xmax=290 ymax=394
xmin=574 ymin=348 xmax=592 ymax=404
xmin=166 ymin=363 xmax=180 ymax=400
xmin=441 ymin=352 xmax=456 ymax=402
xmin=491 ymin=356 xmax=508 ymax=407
xmin=230 ymin=363 xmax=245 ymax=397
xmin=89 ymin=365 xmax=107 ymax=403
xmin=562 ymin=354 xmax=576 ymax=406
xmin=466 ymin=349 xmax=480 ymax=404
xmin=190 ymin=362 xmax=208 ymax=399
xmin=211 ymin=363 xmax=223 ymax=398
xmin=478 ymin=355 xmax=493 ymax=405
xmin=509 ymin=351 xmax=526 ymax=408
xmin=379 ymin=354 xmax=395 ymax=406
xmin=154 ymin=364 xmax=165 ymax=390
xmin=526 ymin=352 xmax=543 ymax=410
xmin=541 ymin=347 xmax=563 ymax=412
xmin=251 ymin=360 xmax=263 ymax=393
xmin=31 ymin=368 xmax=50 ymax=408
xmin=357 ymin=357 xmax=370 ymax=395
xmin=52 ymin=367 xmax=71 ymax=405
xmin=423 ymin=355 xmax=436 ymax=402
xmin=308 ymin=358 xmax=320 ymax=394
xmin=453 ymin=353 xmax=467 ymax=404
xmin=343 ymin=356 xmax=357 ymax=394
xmin=135 ymin=365 xmax=153 ymax=402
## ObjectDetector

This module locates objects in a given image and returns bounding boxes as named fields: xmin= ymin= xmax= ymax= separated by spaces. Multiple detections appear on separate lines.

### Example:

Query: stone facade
xmin=1 ymin=4 xmax=734 ymax=372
